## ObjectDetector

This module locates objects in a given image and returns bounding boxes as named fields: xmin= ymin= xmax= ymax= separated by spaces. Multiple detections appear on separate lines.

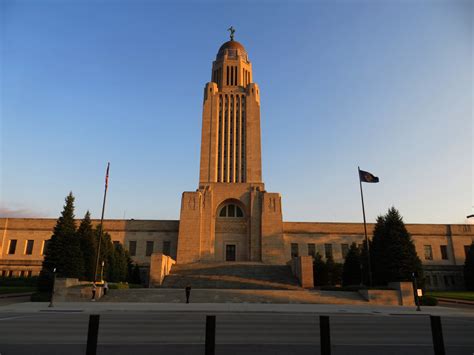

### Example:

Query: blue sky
xmin=1 ymin=0 xmax=472 ymax=224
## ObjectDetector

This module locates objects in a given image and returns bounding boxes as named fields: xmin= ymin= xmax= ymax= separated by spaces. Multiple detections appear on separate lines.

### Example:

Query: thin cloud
xmin=0 ymin=207 xmax=46 ymax=218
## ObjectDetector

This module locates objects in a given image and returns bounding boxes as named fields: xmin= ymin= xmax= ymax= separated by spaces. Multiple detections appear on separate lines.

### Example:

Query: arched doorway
xmin=214 ymin=200 xmax=249 ymax=261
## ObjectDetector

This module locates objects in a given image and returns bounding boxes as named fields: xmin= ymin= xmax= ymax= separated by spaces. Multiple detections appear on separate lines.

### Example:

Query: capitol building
xmin=1 ymin=36 xmax=472 ymax=291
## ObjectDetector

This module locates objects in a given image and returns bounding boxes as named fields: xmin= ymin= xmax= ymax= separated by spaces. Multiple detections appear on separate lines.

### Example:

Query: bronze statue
xmin=227 ymin=26 xmax=235 ymax=41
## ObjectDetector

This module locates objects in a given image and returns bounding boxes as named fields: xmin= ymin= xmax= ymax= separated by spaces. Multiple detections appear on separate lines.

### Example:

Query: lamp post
xmin=48 ymin=267 xmax=57 ymax=308
xmin=412 ymin=272 xmax=421 ymax=312
xmin=100 ymin=261 xmax=105 ymax=283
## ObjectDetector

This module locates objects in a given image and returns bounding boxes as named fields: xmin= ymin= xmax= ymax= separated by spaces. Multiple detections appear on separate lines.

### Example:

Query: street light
xmin=48 ymin=267 xmax=57 ymax=308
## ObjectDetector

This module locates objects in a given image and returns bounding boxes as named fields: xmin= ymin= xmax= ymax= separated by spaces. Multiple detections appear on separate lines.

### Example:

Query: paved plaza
xmin=0 ymin=301 xmax=473 ymax=355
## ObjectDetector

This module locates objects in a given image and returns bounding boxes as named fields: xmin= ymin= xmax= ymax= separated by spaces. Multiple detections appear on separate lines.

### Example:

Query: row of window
xmin=128 ymin=240 xmax=171 ymax=257
xmin=291 ymin=243 xmax=342 ymax=259
xmin=217 ymin=94 xmax=246 ymax=183
xmin=5 ymin=239 xmax=50 ymax=256
xmin=1 ymin=270 xmax=33 ymax=277
xmin=291 ymin=242 xmax=472 ymax=261
xmin=425 ymin=273 xmax=461 ymax=288
xmin=423 ymin=244 xmax=471 ymax=261
xmin=212 ymin=65 xmax=243 ymax=87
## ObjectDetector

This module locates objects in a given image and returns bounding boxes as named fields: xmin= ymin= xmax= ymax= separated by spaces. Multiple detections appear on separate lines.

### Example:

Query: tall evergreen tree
xmin=313 ymin=252 xmax=328 ymax=286
xmin=111 ymin=244 xmax=129 ymax=282
xmin=371 ymin=207 xmax=423 ymax=285
xmin=38 ymin=192 xmax=83 ymax=291
xmin=342 ymin=242 xmax=362 ymax=286
xmin=464 ymin=242 xmax=474 ymax=290
xmin=326 ymin=255 xmax=342 ymax=286
xmin=77 ymin=211 xmax=96 ymax=281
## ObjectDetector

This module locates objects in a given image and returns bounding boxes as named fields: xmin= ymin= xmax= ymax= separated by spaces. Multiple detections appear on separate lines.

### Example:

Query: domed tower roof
xmin=216 ymin=40 xmax=248 ymax=59
xmin=218 ymin=40 xmax=246 ymax=52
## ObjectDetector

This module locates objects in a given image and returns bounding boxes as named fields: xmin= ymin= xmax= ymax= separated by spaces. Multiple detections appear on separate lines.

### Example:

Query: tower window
xmin=424 ymin=245 xmax=433 ymax=260
xmin=218 ymin=204 xmax=244 ymax=218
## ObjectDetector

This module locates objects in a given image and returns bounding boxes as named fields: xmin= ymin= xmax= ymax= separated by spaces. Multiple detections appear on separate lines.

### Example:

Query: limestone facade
xmin=1 ymin=38 xmax=473 ymax=291
xmin=1 ymin=217 xmax=472 ymax=290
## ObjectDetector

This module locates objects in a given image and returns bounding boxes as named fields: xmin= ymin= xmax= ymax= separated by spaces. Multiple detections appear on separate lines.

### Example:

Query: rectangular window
xmin=20 ymin=270 xmax=25 ymax=277
xmin=291 ymin=243 xmax=299 ymax=258
xmin=433 ymin=275 xmax=438 ymax=286
xmin=324 ymin=244 xmax=333 ymax=259
xmin=423 ymin=245 xmax=433 ymax=260
xmin=25 ymin=240 xmax=34 ymax=255
xmin=440 ymin=245 xmax=448 ymax=260
xmin=27 ymin=271 xmax=32 ymax=277
xmin=129 ymin=241 xmax=137 ymax=256
xmin=341 ymin=244 xmax=349 ymax=259
xmin=443 ymin=275 xmax=449 ymax=286
xmin=450 ymin=275 xmax=455 ymax=286
xmin=307 ymin=243 xmax=316 ymax=258
xmin=7 ymin=270 xmax=13 ymax=277
xmin=1 ymin=270 xmax=6 ymax=277
xmin=146 ymin=241 xmax=154 ymax=256
xmin=8 ymin=240 xmax=17 ymax=255
xmin=163 ymin=241 xmax=171 ymax=256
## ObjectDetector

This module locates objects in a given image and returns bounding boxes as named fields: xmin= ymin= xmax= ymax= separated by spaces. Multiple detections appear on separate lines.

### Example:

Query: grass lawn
xmin=0 ymin=286 xmax=36 ymax=294
xmin=427 ymin=291 xmax=474 ymax=301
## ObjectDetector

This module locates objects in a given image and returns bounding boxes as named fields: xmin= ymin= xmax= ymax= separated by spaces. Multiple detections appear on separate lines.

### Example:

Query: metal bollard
xmin=320 ymin=315 xmax=331 ymax=355
xmin=430 ymin=315 xmax=445 ymax=355
xmin=86 ymin=314 xmax=100 ymax=355
xmin=205 ymin=315 xmax=216 ymax=355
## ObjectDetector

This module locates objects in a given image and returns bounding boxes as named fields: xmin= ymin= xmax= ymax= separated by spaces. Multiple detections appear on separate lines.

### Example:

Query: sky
xmin=1 ymin=0 xmax=472 ymax=224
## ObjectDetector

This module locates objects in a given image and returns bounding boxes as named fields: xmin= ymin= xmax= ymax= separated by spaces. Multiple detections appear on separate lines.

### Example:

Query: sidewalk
xmin=436 ymin=297 xmax=474 ymax=306
xmin=0 ymin=301 xmax=473 ymax=317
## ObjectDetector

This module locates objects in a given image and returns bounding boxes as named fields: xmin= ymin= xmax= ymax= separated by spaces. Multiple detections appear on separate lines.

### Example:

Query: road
xmin=0 ymin=310 xmax=473 ymax=354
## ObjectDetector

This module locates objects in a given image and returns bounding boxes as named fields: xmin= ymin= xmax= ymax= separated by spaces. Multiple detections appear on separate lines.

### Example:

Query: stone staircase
xmin=160 ymin=262 xmax=302 ymax=290
xmin=101 ymin=288 xmax=368 ymax=304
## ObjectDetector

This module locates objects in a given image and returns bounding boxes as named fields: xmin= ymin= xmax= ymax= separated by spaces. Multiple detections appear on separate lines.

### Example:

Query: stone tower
xmin=176 ymin=34 xmax=286 ymax=265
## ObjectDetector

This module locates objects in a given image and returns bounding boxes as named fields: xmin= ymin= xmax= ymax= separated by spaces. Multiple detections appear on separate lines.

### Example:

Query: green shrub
xmin=128 ymin=283 xmax=143 ymax=289
xmin=420 ymin=295 xmax=438 ymax=306
xmin=0 ymin=276 xmax=39 ymax=287
xmin=109 ymin=282 xmax=129 ymax=289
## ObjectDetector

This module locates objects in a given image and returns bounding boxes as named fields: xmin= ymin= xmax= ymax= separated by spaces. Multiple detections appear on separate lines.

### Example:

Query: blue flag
xmin=359 ymin=169 xmax=379 ymax=183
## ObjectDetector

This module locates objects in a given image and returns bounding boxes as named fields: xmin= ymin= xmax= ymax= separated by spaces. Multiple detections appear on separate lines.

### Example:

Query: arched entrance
xmin=214 ymin=200 xmax=249 ymax=261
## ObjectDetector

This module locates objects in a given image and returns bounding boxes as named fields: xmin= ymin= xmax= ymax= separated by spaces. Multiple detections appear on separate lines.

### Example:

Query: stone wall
xmin=289 ymin=256 xmax=314 ymax=288
xmin=149 ymin=253 xmax=176 ymax=287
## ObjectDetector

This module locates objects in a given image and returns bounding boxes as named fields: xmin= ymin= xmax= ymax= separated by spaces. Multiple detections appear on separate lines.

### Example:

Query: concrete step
xmin=161 ymin=262 xmax=301 ymax=290
xmin=100 ymin=288 xmax=368 ymax=304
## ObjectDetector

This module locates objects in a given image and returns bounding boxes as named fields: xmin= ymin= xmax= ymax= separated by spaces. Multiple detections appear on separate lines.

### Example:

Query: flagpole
xmin=358 ymin=166 xmax=373 ymax=287
xmin=94 ymin=162 xmax=110 ymax=283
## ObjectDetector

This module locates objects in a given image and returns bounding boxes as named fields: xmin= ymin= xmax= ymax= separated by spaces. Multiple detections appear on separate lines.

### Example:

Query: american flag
xmin=105 ymin=162 xmax=110 ymax=188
